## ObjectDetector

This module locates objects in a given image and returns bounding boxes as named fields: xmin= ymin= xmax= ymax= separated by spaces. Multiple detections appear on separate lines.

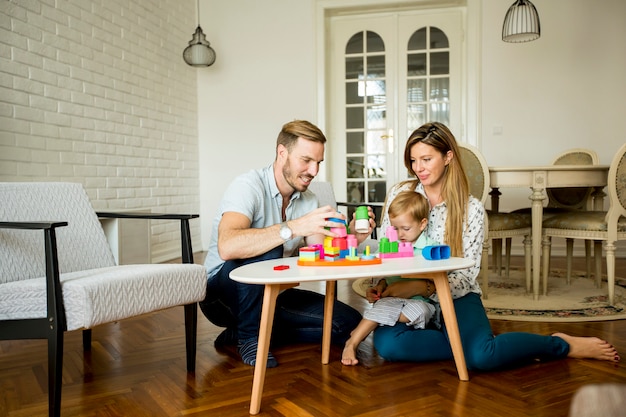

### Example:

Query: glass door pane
xmin=344 ymin=30 xmax=388 ymax=205
xmin=329 ymin=10 xmax=462 ymax=205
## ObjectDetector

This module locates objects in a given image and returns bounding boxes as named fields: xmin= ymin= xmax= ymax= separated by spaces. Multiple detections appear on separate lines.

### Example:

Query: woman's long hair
xmin=400 ymin=122 xmax=470 ymax=256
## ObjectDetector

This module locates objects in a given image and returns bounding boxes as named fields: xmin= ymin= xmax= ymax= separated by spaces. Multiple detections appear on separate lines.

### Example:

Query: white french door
xmin=328 ymin=10 xmax=463 ymax=205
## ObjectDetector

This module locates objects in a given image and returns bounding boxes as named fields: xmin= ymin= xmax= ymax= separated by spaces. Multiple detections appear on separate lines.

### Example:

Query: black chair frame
xmin=0 ymin=213 xmax=199 ymax=417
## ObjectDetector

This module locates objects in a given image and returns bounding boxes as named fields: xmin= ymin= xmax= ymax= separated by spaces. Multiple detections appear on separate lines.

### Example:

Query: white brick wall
xmin=0 ymin=0 xmax=202 ymax=263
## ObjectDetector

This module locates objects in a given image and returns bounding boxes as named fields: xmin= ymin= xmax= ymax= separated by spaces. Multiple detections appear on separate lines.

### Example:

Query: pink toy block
xmin=398 ymin=241 xmax=413 ymax=253
xmin=385 ymin=226 xmax=398 ymax=241
xmin=311 ymin=244 xmax=325 ymax=259
xmin=330 ymin=226 xmax=347 ymax=238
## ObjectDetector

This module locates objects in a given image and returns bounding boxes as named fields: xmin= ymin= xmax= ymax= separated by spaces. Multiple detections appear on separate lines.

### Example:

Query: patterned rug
xmin=351 ymin=268 xmax=626 ymax=322
xmin=483 ymin=268 xmax=626 ymax=322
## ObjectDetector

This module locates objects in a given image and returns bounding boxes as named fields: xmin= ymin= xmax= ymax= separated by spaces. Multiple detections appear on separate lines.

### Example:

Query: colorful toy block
xmin=297 ymin=223 xmax=450 ymax=266
xmin=378 ymin=226 xmax=415 ymax=259
xmin=298 ymin=246 xmax=320 ymax=262
xmin=422 ymin=245 xmax=451 ymax=260
xmin=297 ymin=216 xmax=381 ymax=266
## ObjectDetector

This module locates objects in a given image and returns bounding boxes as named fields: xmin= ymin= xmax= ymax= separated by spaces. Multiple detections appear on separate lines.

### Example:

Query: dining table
xmin=488 ymin=164 xmax=610 ymax=300
xmin=230 ymin=254 xmax=475 ymax=415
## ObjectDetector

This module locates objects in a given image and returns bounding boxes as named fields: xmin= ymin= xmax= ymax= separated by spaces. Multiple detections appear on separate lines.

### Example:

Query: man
xmin=200 ymin=120 xmax=375 ymax=368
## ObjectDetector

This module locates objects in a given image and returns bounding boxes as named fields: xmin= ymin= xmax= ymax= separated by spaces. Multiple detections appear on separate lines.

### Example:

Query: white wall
xmin=198 ymin=0 xmax=626 ymax=257
xmin=480 ymin=0 xmax=626 ymax=212
xmin=0 ymin=0 xmax=202 ymax=262
xmin=198 ymin=0 xmax=320 ymax=249
xmin=2 ymin=0 xmax=624 ymax=258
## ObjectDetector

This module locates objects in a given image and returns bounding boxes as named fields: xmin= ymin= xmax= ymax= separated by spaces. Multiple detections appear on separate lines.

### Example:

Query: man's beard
xmin=283 ymin=161 xmax=312 ymax=192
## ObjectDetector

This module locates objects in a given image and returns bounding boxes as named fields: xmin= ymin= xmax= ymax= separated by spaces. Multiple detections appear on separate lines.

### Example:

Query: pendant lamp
xmin=502 ymin=0 xmax=541 ymax=43
xmin=183 ymin=0 xmax=216 ymax=67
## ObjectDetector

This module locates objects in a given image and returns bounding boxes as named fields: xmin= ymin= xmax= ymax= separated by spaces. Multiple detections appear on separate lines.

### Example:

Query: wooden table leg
xmin=489 ymin=187 xmax=502 ymax=274
xmin=249 ymin=284 xmax=280 ymax=415
xmin=530 ymin=185 xmax=545 ymax=300
xmin=591 ymin=186 xmax=606 ymax=211
xmin=321 ymin=280 xmax=336 ymax=364
xmin=432 ymin=271 xmax=469 ymax=381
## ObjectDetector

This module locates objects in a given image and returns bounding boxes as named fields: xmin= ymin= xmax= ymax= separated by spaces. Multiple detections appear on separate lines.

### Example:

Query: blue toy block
xmin=422 ymin=245 xmax=451 ymax=260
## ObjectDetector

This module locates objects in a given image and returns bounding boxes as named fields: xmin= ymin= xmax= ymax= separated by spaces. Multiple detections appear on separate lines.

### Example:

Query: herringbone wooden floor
xmin=2 ymin=255 xmax=626 ymax=417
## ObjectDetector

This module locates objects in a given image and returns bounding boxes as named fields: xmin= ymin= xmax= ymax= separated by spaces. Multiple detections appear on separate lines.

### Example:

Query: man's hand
xmin=348 ymin=205 xmax=376 ymax=244
xmin=292 ymin=205 xmax=347 ymax=242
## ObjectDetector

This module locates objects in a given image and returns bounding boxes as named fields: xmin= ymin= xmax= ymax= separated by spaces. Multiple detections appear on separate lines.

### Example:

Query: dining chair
xmin=512 ymin=149 xmax=599 ymax=283
xmin=540 ymin=143 xmax=626 ymax=305
xmin=458 ymin=143 xmax=532 ymax=297
xmin=0 ymin=182 xmax=208 ymax=417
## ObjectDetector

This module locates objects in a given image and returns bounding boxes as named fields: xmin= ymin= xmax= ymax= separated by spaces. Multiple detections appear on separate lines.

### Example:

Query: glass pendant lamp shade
xmin=502 ymin=0 xmax=541 ymax=43
xmin=183 ymin=26 xmax=216 ymax=67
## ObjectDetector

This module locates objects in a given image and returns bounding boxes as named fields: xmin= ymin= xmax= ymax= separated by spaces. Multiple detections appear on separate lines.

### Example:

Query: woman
xmin=373 ymin=122 xmax=619 ymax=370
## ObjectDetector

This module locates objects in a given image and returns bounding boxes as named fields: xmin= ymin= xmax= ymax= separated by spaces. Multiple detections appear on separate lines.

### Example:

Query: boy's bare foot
xmin=552 ymin=332 xmax=620 ymax=362
xmin=341 ymin=343 xmax=359 ymax=366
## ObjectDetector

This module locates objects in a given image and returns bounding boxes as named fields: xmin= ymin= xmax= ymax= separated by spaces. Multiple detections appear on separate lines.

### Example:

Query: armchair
xmin=0 ymin=182 xmax=207 ymax=417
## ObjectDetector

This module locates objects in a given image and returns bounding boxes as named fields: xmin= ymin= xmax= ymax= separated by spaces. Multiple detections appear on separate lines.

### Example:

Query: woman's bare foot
xmin=341 ymin=343 xmax=359 ymax=366
xmin=553 ymin=332 xmax=620 ymax=362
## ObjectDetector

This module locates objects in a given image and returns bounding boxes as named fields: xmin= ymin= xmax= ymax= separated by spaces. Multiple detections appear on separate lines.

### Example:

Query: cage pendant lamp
xmin=502 ymin=0 xmax=541 ymax=43
xmin=183 ymin=0 xmax=216 ymax=67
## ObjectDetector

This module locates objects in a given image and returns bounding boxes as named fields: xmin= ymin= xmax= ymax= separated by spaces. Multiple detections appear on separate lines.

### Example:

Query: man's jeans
xmin=199 ymin=246 xmax=362 ymax=345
